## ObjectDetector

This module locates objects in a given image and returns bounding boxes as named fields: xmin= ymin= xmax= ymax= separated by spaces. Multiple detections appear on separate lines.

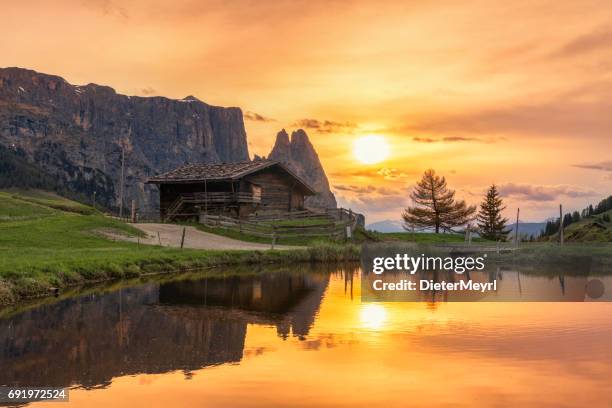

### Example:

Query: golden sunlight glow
xmin=359 ymin=303 xmax=388 ymax=330
xmin=352 ymin=135 xmax=390 ymax=165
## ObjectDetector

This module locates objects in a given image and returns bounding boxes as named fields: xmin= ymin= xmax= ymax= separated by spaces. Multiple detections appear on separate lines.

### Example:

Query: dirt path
xmin=116 ymin=223 xmax=302 ymax=251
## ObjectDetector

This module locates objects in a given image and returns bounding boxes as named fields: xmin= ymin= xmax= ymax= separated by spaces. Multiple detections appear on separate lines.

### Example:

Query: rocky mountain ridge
xmin=0 ymin=67 xmax=336 ymax=211
xmin=0 ymin=67 xmax=247 ymax=209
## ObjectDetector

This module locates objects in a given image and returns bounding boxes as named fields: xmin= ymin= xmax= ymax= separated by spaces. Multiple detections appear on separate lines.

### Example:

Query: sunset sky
xmin=3 ymin=0 xmax=612 ymax=223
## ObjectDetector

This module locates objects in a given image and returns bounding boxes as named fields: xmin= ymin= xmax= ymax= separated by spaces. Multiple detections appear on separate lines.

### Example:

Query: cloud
xmin=331 ymin=167 xmax=414 ymax=180
xmin=412 ymin=136 xmax=496 ymax=143
xmin=552 ymin=26 xmax=612 ymax=58
xmin=244 ymin=111 xmax=276 ymax=122
xmin=404 ymin=80 xmax=612 ymax=140
xmin=141 ymin=86 xmax=156 ymax=95
xmin=573 ymin=161 xmax=612 ymax=180
xmin=333 ymin=184 xmax=397 ymax=195
xmin=573 ymin=161 xmax=612 ymax=172
xmin=497 ymin=183 xmax=598 ymax=202
xmin=292 ymin=118 xmax=357 ymax=133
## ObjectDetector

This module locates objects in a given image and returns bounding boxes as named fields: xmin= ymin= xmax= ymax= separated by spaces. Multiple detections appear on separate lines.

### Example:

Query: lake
xmin=1 ymin=264 xmax=611 ymax=407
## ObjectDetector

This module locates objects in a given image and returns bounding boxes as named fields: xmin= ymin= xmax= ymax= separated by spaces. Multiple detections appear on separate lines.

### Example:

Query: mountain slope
xmin=507 ymin=222 xmax=546 ymax=239
xmin=366 ymin=219 xmax=404 ymax=233
xmin=556 ymin=211 xmax=612 ymax=242
xmin=0 ymin=67 xmax=249 ymax=210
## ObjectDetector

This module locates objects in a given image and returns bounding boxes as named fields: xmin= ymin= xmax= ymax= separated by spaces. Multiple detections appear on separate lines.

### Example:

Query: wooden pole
xmin=131 ymin=199 xmax=136 ymax=223
xmin=92 ymin=191 xmax=96 ymax=211
xmin=157 ymin=231 xmax=162 ymax=246
xmin=468 ymin=224 xmax=472 ymax=245
xmin=119 ymin=145 xmax=125 ymax=219
xmin=204 ymin=179 xmax=208 ymax=215
xmin=514 ymin=208 xmax=520 ymax=246
xmin=180 ymin=227 xmax=186 ymax=249
xmin=559 ymin=204 xmax=564 ymax=246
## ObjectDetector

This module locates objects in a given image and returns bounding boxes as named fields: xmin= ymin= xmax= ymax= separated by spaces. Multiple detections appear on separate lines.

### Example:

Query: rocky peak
xmin=269 ymin=129 xmax=337 ymax=209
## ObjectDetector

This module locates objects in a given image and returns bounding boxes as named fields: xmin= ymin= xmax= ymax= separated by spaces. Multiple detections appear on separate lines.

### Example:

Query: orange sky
xmin=2 ymin=0 xmax=612 ymax=222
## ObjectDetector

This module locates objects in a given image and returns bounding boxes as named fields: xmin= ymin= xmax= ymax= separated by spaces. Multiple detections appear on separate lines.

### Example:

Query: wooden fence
xmin=199 ymin=212 xmax=355 ymax=245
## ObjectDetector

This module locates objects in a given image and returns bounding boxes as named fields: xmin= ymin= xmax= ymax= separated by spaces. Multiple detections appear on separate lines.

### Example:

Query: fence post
xmin=157 ymin=231 xmax=162 ymax=246
xmin=131 ymin=200 xmax=136 ymax=223
xmin=180 ymin=227 xmax=186 ymax=249
xmin=271 ymin=222 xmax=277 ymax=249
xmin=559 ymin=204 xmax=564 ymax=246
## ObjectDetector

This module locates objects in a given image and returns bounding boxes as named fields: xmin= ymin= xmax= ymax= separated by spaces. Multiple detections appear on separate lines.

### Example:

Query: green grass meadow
xmin=0 ymin=190 xmax=359 ymax=304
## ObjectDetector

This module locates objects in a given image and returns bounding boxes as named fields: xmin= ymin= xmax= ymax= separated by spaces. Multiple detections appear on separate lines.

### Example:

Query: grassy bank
xmin=0 ymin=190 xmax=359 ymax=305
xmin=370 ymin=231 xmax=489 ymax=243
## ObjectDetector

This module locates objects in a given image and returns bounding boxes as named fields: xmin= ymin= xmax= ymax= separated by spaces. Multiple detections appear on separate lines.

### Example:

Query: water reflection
xmin=362 ymin=265 xmax=612 ymax=302
xmin=0 ymin=264 xmax=611 ymax=408
xmin=0 ymin=266 xmax=337 ymax=389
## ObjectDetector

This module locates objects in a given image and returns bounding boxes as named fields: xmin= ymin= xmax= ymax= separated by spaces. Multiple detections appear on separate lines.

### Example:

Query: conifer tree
xmin=402 ymin=169 xmax=476 ymax=233
xmin=476 ymin=184 xmax=511 ymax=240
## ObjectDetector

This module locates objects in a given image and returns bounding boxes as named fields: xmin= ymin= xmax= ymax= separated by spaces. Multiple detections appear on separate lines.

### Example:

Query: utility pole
xmin=559 ymin=204 xmax=564 ymax=246
xmin=118 ymin=144 xmax=125 ymax=218
xmin=514 ymin=208 xmax=520 ymax=247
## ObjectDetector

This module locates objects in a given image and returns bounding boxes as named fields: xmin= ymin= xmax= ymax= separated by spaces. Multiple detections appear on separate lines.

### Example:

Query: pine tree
xmin=402 ymin=169 xmax=476 ymax=233
xmin=476 ymin=184 xmax=511 ymax=240
xmin=562 ymin=213 xmax=573 ymax=227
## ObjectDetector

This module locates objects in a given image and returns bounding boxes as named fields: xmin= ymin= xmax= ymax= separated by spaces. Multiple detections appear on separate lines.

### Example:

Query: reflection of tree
xmin=0 ymin=269 xmax=330 ymax=389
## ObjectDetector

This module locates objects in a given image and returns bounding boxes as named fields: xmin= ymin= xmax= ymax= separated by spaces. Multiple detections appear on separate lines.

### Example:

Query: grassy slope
xmin=0 ymin=191 xmax=359 ymax=304
xmin=561 ymin=210 xmax=612 ymax=242
xmin=371 ymin=231 xmax=489 ymax=243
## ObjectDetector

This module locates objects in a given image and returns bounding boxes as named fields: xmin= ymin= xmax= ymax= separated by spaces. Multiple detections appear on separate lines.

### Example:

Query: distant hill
xmin=507 ymin=222 xmax=546 ymax=239
xmin=366 ymin=219 xmax=404 ymax=233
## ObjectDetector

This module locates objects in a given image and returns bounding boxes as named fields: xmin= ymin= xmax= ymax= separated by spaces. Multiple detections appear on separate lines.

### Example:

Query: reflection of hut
xmin=0 ymin=270 xmax=330 ymax=389
xmin=147 ymin=160 xmax=315 ymax=221
xmin=159 ymin=272 xmax=330 ymax=338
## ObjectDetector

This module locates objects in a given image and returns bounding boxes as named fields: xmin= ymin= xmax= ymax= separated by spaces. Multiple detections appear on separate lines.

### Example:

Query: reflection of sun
xmin=353 ymin=135 xmax=390 ymax=164
xmin=359 ymin=303 xmax=387 ymax=330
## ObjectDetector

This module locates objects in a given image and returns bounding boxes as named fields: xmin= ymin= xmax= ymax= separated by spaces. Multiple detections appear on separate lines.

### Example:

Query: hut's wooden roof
xmin=147 ymin=159 xmax=316 ymax=195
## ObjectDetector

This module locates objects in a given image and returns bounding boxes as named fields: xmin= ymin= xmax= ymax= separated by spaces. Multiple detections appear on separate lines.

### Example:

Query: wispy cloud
xmin=551 ymin=26 xmax=612 ymax=58
xmin=498 ymin=183 xmax=598 ymax=202
xmin=331 ymin=167 xmax=414 ymax=181
xmin=573 ymin=161 xmax=612 ymax=172
xmin=412 ymin=136 xmax=497 ymax=143
xmin=573 ymin=161 xmax=612 ymax=179
xmin=292 ymin=118 xmax=357 ymax=134
xmin=334 ymin=184 xmax=397 ymax=195
xmin=244 ymin=111 xmax=276 ymax=122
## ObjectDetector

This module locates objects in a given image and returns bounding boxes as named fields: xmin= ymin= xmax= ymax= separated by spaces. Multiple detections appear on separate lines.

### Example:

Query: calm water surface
xmin=1 ymin=265 xmax=612 ymax=407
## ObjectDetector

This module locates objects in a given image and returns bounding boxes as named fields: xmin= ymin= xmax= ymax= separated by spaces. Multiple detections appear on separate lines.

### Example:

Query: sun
xmin=353 ymin=135 xmax=390 ymax=165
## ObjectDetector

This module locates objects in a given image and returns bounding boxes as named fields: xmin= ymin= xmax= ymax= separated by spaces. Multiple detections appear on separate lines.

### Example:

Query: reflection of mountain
xmin=0 ymin=270 xmax=329 ymax=389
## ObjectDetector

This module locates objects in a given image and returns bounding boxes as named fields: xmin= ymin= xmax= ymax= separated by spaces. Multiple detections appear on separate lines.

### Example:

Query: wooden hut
xmin=147 ymin=160 xmax=316 ymax=221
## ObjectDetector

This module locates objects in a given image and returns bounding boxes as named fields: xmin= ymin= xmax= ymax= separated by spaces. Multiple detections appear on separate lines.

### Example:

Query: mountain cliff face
xmin=268 ymin=129 xmax=337 ymax=209
xmin=0 ymin=67 xmax=249 ymax=210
